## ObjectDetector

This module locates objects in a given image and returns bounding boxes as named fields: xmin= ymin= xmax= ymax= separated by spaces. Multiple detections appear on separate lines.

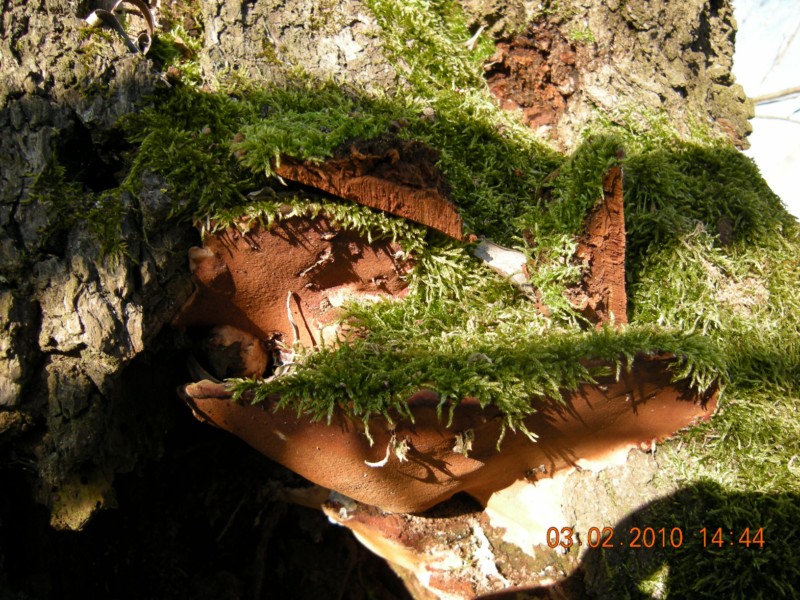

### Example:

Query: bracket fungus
xmin=175 ymin=213 xmax=413 ymax=360
xmin=176 ymin=142 xmax=718 ymax=594
xmin=182 ymin=355 xmax=716 ymax=514
xmin=273 ymin=135 xmax=464 ymax=241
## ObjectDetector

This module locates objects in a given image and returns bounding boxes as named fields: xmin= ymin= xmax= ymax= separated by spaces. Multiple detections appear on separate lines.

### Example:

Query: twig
xmin=753 ymin=86 xmax=800 ymax=104
xmin=752 ymin=115 xmax=800 ymax=125
xmin=285 ymin=290 xmax=299 ymax=346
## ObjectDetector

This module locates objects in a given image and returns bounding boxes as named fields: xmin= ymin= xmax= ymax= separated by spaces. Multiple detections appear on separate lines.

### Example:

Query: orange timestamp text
xmin=546 ymin=526 xmax=765 ymax=549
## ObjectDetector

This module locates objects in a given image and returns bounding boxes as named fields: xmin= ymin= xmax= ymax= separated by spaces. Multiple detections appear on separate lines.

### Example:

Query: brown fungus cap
xmin=180 ymin=355 xmax=717 ymax=514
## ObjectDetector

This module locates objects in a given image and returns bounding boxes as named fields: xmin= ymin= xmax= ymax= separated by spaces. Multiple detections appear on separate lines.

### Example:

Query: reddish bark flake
xmin=570 ymin=164 xmax=627 ymax=327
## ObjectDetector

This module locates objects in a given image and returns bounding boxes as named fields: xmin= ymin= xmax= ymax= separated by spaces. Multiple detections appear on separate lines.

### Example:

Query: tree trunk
xmin=0 ymin=0 xmax=759 ymax=598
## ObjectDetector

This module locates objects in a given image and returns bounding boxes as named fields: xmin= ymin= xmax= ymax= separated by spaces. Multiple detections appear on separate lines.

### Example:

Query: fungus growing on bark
xmin=177 ymin=145 xmax=717 ymax=497
xmin=182 ymin=354 xmax=716 ymax=514
xmin=174 ymin=213 xmax=413 ymax=368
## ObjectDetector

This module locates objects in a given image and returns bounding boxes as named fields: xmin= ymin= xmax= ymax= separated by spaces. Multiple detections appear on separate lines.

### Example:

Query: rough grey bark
xmin=1 ymin=1 xmax=194 ymax=522
xmin=0 ymin=0 xmax=406 ymax=521
xmin=198 ymin=0 xmax=397 ymax=92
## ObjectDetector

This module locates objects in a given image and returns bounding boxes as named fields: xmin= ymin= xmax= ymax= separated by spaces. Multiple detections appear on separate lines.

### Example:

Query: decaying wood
xmin=181 ymin=355 xmax=715 ymax=596
xmin=178 ymin=159 xmax=710 ymax=514
xmin=177 ymin=154 xmax=714 ymax=598
xmin=568 ymin=163 xmax=628 ymax=327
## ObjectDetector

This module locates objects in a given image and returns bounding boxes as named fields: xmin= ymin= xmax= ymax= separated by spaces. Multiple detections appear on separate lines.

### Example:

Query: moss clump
xmin=112 ymin=0 xmax=796 ymax=447
xmin=568 ymin=25 xmax=595 ymax=43
xmin=654 ymin=484 xmax=800 ymax=597
xmin=624 ymin=144 xmax=793 ymax=273
xmin=27 ymin=161 xmax=130 ymax=258
xmin=208 ymin=194 xmax=427 ymax=256
xmin=147 ymin=25 xmax=204 ymax=86
xmin=123 ymin=80 xmax=563 ymax=244
xmin=122 ymin=87 xmax=258 ymax=222
xmin=365 ymin=0 xmax=495 ymax=92
xmin=234 ymin=319 xmax=723 ymax=443
xmin=580 ymin=481 xmax=800 ymax=597
xmin=232 ymin=85 xmax=396 ymax=177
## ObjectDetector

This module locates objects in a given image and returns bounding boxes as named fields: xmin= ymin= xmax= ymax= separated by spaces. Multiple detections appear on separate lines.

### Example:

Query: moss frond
xmin=365 ymin=0 xmax=493 ymax=92
xmin=233 ymin=322 xmax=724 ymax=434
xmin=26 ymin=160 xmax=129 ymax=258
xmin=208 ymin=194 xmax=427 ymax=255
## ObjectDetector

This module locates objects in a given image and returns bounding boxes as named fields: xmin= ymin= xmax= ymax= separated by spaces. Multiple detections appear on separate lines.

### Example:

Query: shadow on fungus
xmin=479 ymin=480 xmax=800 ymax=599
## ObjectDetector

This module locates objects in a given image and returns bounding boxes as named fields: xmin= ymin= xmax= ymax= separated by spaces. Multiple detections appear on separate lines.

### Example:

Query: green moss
xmin=122 ymin=79 xmax=563 ymax=244
xmin=654 ymin=485 xmax=800 ymax=597
xmin=147 ymin=25 xmax=204 ymax=86
xmin=307 ymin=0 xmax=345 ymax=32
xmin=568 ymin=26 xmax=595 ymax=44
xmin=208 ymin=194 xmax=427 ymax=256
xmin=365 ymin=0 xmax=494 ymax=92
xmin=233 ymin=320 xmax=723 ymax=443
xmin=522 ymin=134 xmax=623 ymax=236
xmin=77 ymin=23 xmax=119 ymax=53
xmin=26 ymin=160 xmax=129 ymax=258
xmin=624 ymin=144 xmax=792 ymax=263
xmin=586 ymin=102 xmax=729 ymax=153
xmin=402 ymin=91 xmax=562 ymax=243
xmin=529 ymin=0 xmax=581 ymax=22
xmin=233 ymin=85 xmax=396 ymax=176
xmin=121 ymin=87 xmax=258 ymax=222
xmin=260 ymin=37 xmax=282 ymax=65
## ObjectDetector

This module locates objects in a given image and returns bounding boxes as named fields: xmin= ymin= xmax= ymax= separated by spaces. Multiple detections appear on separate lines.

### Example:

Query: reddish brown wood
xmin=485 ymin=23 xmax=579 ymax=133
xmin=569 ymin=164 xmax=627 ymax=327
xmin=174 ymin=215 xmax=412 ymax=356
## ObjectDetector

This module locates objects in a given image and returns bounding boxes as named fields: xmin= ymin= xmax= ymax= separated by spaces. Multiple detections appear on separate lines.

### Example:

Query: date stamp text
xmin=546 ymin=526 xmax=765 ymax=549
